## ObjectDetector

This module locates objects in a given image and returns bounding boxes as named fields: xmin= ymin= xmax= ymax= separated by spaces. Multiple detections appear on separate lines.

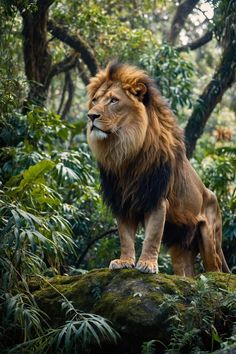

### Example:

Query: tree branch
xmin=185 ymin=41 xmax=236 ymax=158
xmin=169 ymin=0 xmax=200 ymax=44
xmin=61 ymin=71 xmax=74 ymax=120
xmin=77 ymin=228 xmax=118 ymax=267
xmin=57 ymin=73 xmax=67 ymax=115
xmin=47 ymin=20 xmax=99 ymax=76
xmin=77 ymin=60 xmax=90 ymax=85
xmin=45 ymin=53 xmax=78 ymax=89
xmin=176 ymin=30 xmax=213 ymax=52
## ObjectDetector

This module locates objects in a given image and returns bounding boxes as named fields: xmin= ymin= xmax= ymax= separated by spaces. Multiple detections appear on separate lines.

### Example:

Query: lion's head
xmin=87 ymin=62 xmax=184 ymax=171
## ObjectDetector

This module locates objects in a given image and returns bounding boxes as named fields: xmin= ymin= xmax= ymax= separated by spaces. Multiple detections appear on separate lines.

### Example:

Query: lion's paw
xmin=135 ymin=260 xmax=158 ymax=274
xmin=109 ymin=258 xmax=135 ymax=270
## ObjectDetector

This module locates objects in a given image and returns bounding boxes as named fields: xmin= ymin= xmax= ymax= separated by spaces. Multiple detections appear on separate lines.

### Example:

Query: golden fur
xmin=87 ymin=62 xmax=230 ymax=275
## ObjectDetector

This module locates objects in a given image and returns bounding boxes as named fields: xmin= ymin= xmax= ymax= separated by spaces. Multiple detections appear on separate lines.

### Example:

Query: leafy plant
xmin=9 ymin=294 xmax=119 ymax=354
xmin=0 ymin=160 xmax=76 ymax=271
xmin=142 ymin=339 xmax=166 ymax=354
xmin=155 ymin=275 xmax=236 ymax=353
xmin=0 ymin=100 xmax=117 ymax=352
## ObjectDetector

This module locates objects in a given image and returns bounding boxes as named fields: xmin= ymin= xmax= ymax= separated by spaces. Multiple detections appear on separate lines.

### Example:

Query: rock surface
xmin=33 ymin=269 xmax=236 ymax=353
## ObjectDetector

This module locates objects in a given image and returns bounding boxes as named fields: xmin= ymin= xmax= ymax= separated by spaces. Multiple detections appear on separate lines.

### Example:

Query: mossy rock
xmin=33 ymin=270 xmax=236 ymax=353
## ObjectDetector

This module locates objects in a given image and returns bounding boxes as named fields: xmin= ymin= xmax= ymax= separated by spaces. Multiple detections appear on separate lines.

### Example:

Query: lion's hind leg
xmin=199 ymin=222 xmax=221 ymax=272
xmin=164 ymin=222 xmax=198 ymax=276
xmin=198 ymin=190 xmax=225 ymax=272
xmin=169 ymin=245 xmax=197 ymax=276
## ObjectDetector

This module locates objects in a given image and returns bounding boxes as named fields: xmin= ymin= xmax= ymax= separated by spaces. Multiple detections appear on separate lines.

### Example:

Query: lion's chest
xmin=99 ymin=160 xmax=171 ymax=220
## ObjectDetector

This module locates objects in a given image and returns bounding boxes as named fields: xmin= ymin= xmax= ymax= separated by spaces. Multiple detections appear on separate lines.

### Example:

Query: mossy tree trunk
xmin=19 ymin=0 xmax=54 ymax=107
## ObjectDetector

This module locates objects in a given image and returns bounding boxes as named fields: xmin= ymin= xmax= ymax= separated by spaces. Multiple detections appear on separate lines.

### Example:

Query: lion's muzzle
xmin=87 ymin=113 xmax=101 ymax=121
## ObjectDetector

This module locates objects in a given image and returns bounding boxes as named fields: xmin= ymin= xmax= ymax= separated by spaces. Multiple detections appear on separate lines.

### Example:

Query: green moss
xmin=32 ymin=269 xmax=236 ymax=345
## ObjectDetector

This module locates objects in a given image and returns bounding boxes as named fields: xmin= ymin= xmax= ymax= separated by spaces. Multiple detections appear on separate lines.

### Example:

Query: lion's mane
xmin=87 ymin=62 xmax=189 ymax=223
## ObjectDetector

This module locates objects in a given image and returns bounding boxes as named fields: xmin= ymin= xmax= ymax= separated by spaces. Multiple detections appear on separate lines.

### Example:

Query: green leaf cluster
xmin=139 ymin=44 xmax=194 ymax=115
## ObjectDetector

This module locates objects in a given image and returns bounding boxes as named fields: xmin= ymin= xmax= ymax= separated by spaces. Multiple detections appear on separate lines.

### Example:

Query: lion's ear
xmin=134 ymin=83 xmax=147 ymax=101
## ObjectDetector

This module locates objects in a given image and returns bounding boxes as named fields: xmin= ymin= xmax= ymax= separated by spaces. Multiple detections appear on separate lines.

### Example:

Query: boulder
xmin=33 ymin=269 xmax=236 ymax=353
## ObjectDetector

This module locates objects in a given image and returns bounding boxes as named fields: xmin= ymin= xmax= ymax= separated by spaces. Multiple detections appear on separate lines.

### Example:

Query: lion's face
xmin=87 ymin=82 xmax=148 ymax=141
xmin=87 ymin=62 xmax=167 ymax=168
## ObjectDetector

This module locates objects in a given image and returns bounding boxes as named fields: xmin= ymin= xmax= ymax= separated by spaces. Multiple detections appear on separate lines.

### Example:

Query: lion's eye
xmin=91 ymin=98 xmax=97 ymax=105
xmin=110 ymin=97 xmax=119 ymax=104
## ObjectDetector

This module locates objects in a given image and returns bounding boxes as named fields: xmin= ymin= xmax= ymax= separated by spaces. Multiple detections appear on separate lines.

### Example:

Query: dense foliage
xmin=141 ymin=274 xmax=236 ymax=353
xmin=0 ymin=0 xmax=235 ymax=352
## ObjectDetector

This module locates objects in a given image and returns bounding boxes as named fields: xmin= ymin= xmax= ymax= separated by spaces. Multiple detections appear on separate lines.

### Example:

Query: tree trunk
xmin=20 ymin=1 xmax=54 ymax=107
xmin=169 ymin=0 xmax=200 ymax=44
xmin=185 ymin=42 xmax=236 ymax=158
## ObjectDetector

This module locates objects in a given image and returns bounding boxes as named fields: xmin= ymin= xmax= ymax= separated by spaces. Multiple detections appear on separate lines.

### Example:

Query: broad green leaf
xmin=23 ymin=160 xmax=55 ymax=181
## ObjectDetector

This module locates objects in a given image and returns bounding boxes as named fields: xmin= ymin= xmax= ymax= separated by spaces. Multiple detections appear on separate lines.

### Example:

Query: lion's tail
xmin=221 ymin=249 xmax=231 ymax=273
xmin=215 ymin=202 xmax=231 ymax=273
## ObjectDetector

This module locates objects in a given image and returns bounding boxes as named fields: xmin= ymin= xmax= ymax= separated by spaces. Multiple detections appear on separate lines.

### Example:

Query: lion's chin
xmin=90 ymin=126 xmax=109 ymax=140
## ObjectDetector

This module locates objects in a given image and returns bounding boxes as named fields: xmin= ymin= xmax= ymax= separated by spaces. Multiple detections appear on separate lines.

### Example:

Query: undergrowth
xmin=142 ymin=275 xmax=236 ymax=354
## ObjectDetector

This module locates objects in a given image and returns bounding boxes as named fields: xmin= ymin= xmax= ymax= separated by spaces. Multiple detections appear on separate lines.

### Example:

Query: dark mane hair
xmin=99 ymin=156 xmax=171 ymax=220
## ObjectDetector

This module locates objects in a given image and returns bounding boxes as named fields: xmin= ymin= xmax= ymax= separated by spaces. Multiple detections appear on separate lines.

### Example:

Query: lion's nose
xmin=88 ymin=113 xmax=101 ymax=121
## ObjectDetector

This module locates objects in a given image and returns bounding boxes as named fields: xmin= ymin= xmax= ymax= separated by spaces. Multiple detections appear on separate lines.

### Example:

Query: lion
xmin=86 ymin=62 xmax=230 ymax=276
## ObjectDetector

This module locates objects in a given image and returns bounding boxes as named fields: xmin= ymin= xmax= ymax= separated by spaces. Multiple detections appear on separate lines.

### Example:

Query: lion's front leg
xmin=136 ymin=200 xmax=167 ymax=274
xmin=109 ymin=217 xmax=138 ymax=270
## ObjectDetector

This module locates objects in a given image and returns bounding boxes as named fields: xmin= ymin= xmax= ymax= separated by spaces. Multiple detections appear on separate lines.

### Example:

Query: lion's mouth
xmin=91 ymin=125 xmax=111 ymax=135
